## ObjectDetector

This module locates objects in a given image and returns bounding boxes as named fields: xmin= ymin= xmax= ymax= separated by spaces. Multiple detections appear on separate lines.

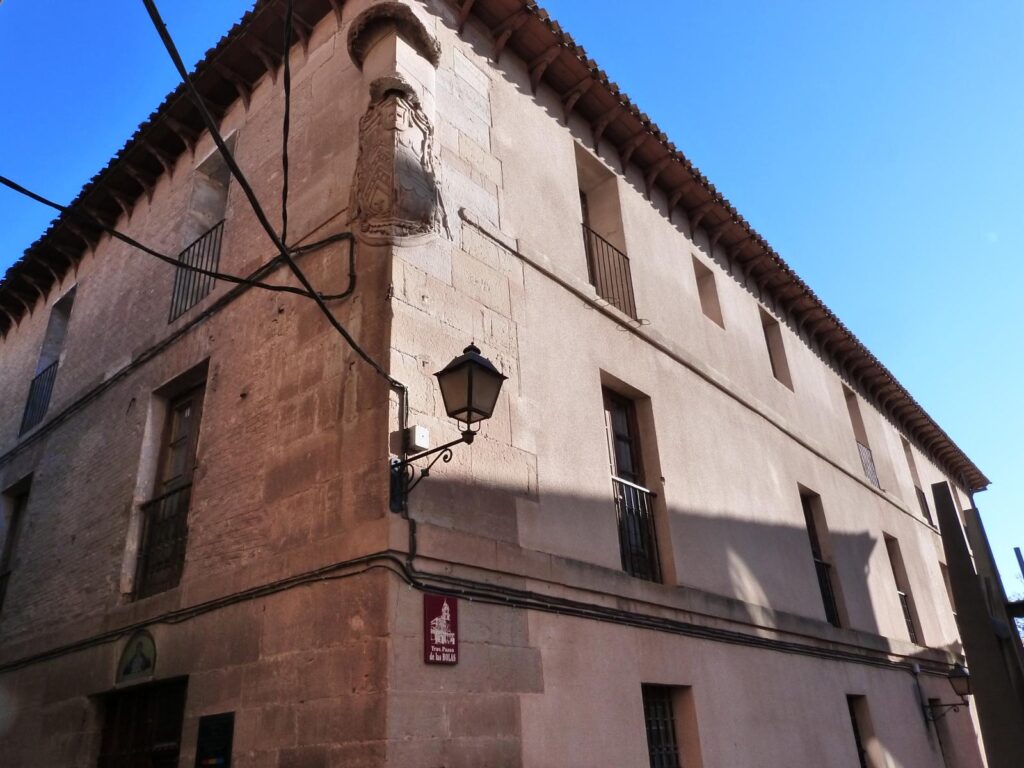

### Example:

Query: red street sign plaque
xmin=423 ymin=593 xmax=458 ymax=665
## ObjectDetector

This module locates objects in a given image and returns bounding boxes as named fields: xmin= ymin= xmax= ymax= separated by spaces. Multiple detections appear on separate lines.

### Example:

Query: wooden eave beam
xmin=618 ymin=130 xmax=650 ymax=170
xmin=244 ymin=35 xmax=281 ymax=83
xmin=457 ymin=0 xmax=478 ymax=33
xmin=213 ymin=62 xmax=253 ymax=110
xmin=63 ymin=220 xmax=99 ymax=250
xmin=104 ymin=187 xmax=135 ymax=220
xmin=687 ymin=200 xmax=716 ymax=234
xmin=492 ymin=10 xmax=529 ymax=63
xmin=592 ymin=105 xmax=621 ymax=149
xmin=163 ymin=115 xmax=200 ymax=153
xmin=561 ymin=76 xmax=595 ymax=123
xmin=275 ymin=6 xmax=312 ymax=52
xmin=139 ymin=139 xmax=176 ymax=178
xmin=643 ymin=156 xmax=673 ymax=199
xmin=528 ymin=44 xmax=561 ymax=93
xmin=122 ymin=162 xmax=157 ymax=202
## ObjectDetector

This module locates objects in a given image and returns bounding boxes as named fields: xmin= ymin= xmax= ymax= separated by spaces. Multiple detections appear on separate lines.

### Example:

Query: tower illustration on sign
xmin=430 ymin=600 xmax=456 ymax=646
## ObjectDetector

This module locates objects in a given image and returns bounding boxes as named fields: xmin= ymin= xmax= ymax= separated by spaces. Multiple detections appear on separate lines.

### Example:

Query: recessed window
xmin=98 ymin=679 xmax=188 ymax=766
xmin=692 ymin=256 xmax=723 ymax=327
xmin=901 ymin=437 xmax=933 ymax=524
xmin=576 ymin=144 xmax=637 ymax=319
xmin=0 ymin=477 xmax=31 ymax=616
xmin=642 ymin=685 xmax=702 ymax=768
xmin=800 ymin=489 xmax=846 ymax=627
xmin=603 ymin=387 xmax=661 ymax=582
xmin=847 ymin=695 xmax=879 ymax=768
xmin=759 ymin=308 xmax=792 ymax=389
xmin=169 ymin=143 xmax=233 ymax=322
xmin=135 ymin=367 xmax=208 ymax=598
xmin=883 ymin=534 xmax=923 ymax=645
xmin=844 ymin=386 xmax=880 ymax=488
xmin=20 ymin=287 xmax=75 ymax=434
xmin=939 ymin=562 xmax=956 ymax=621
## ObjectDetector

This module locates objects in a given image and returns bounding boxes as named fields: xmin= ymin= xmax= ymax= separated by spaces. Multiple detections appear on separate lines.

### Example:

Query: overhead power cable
xmin=0 ymin=174 xmax=356 ymax=302
xmin=140 ymin=0 xmax=403 ymax=392
xmin=281 ymin=0 xmax=293 ymax=246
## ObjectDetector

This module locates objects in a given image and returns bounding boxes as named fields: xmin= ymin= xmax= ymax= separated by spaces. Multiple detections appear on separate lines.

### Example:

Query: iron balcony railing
xmin=898 ymin=589 xmax=919 ymax=644
xmin=19 ymin=359 xmax=59 ymax=435
xmin=856 ymin=441 xmax=881 ymax=489
xmin=915 ymin=486 xmax=934 ymax=526
xmin=582 ymin=223 xmax=638 ymax=320
xmin=814 ymin=558 xmax=842 ymax=627
xmin=135 ymin=483 xmax=192 ymax=599
xmin=168 ymin=220 xmax=225 ymax=322
xmin=612 ymin=476 xmax=661 ymax=582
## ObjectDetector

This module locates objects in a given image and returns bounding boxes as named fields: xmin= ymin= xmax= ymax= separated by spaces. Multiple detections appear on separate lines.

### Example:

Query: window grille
xmin=168 ymin=220 xmax=224 ymax=322
xmin=643 ymin=685 xmax=682 ymax=768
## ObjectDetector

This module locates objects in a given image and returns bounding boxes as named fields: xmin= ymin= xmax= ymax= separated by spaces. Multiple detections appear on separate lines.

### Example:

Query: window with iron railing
xmin=801 ymin=491 xmax=844 ymax=627
xmin=136 ymin=382 xmax=205 ymax=598
xmin=604 ymin=389 xmax=661 ymax=582
xmin=883 ymin=534 xmax=922 ymax=645
xmin=168 ymin=220 xmax=224 ymax=322
xmin=642 ymin=685 xmax=682 ymax=768
xmin=856 ymin=441 xmax=881 ymax=489
xmin=582 ymin=222 xmax=638 ymax=320
xmin=20 ymin=287 xmax=75 ymax=435
xmin=19 ymin=360 xmax=59 ymax=435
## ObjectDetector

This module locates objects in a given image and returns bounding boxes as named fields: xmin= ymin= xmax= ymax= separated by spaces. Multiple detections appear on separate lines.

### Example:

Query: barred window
xmin=642 ymin=685 xmax=682 ymax=768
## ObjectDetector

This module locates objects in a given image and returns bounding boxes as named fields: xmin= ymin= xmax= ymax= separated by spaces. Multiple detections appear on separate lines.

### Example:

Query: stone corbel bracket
xmin=346 ymin=2 xmax=441 ymax=70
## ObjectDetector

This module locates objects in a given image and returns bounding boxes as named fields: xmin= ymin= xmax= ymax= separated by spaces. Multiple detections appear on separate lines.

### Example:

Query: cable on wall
xmin=140 ymin=0 xmax=404 ymax=396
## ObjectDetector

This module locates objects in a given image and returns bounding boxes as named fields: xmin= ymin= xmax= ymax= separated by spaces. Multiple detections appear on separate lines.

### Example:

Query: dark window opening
xmin=901 ymin=438 xmax=933 ymax=525
xmin=0 ymin=478 xmax=31 ymax=616
xmin=21 ymin=287 xmax=75 ymax=434
xmin=884 ymin=534 xmax=922 ymax=645
xmin=604 ymin=389 xmax=661 ymax=582
xmin=642 ymin=685 xmax=682 ymax=768
xmin=847 ymin=696 xmax=871 ymax=768
xmin=195 ymin=712 xmax=235 ymax=767
xmin=801 ymin=490 xmax=844 ymax=627
xmin=97 ymin=678 xmax=187 ymax=768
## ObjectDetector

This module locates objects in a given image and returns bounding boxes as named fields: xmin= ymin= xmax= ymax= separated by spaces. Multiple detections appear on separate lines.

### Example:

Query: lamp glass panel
xmin=437 ymin=364 xmax=470 ymax=420
xmin=468 ymin=368 xmax=503 ymax=421
xmin=949 ymin=668 xmax=971 ymax=698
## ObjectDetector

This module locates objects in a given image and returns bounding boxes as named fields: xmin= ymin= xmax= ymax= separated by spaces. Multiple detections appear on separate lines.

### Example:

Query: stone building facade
xmin=0 ymin=1 xmax=1014 ymax=766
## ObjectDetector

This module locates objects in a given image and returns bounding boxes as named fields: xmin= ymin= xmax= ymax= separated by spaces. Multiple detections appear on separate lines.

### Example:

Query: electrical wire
xmin=0 ymin=174 xmax=311 ymax=299
xmin=140 ymin=0 xmax=403 ymax=393
xmin=280 ymin=0 xmax=293 ymax=247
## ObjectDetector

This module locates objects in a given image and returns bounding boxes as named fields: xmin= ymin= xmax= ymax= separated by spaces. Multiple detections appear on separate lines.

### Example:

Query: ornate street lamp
xmin=390 ymin=344 xmax=507 ymax=512
xmin=923 ymin=663 xmax=972 ymax=722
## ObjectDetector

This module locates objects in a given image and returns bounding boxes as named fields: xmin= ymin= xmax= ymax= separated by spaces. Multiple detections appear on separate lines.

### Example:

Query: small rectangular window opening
xmin=692 ymin=257 xmax=724 ymax=327
xmin=939 ymin=563 xmax=956 ymax=621
xmin=759 ymin=308 xmax=793 ymax=389
xmin=642 ymin=685 xmax=701 ymax=768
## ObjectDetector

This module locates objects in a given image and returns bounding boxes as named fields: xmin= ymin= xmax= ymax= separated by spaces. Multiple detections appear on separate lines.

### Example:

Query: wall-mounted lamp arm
xmin=390 ymin=430 xmax=475 ymax=512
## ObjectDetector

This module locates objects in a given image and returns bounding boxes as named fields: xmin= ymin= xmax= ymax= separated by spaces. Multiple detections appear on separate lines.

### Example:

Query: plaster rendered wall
xmin=386 ymin=0 xmax=986 ymax=765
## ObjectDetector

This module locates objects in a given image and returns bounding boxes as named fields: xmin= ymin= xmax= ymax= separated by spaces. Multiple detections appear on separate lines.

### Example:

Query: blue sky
xmin=1 ymin=2 xmax=1021 ymax=589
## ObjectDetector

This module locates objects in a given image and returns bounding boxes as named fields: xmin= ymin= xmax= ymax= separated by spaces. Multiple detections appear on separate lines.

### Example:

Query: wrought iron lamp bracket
xmin=390 ymin=430 xmax=475 ymax=512
xmin=923 ymin=698 xmax=968 ymax=723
